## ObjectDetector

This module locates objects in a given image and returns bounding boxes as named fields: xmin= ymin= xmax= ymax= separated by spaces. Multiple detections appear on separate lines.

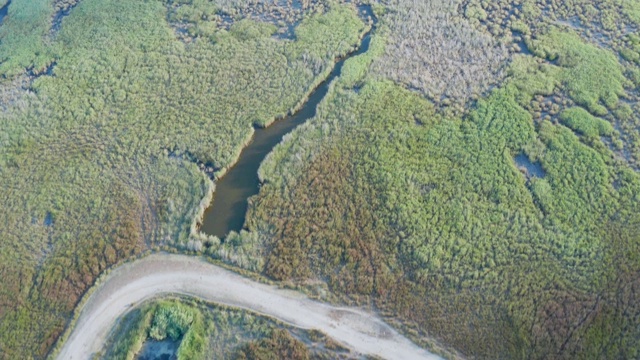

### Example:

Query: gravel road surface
xmin=56 ymin=253 xmax=441 ymax=360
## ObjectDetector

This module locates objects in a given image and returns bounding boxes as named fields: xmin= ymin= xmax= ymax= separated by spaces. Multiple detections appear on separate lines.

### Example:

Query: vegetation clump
xmin=529 ymin=28 xmax=627 ymax=115
xmin=0 ymin=0 xmax=55 ymax=76
xmin=559 ymin=106 xmax=614 ymax=138
xmin=149 ymin=305 xmax=197 ymax=342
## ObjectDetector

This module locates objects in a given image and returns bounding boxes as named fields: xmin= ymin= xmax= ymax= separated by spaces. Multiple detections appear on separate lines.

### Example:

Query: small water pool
xmin=514 ymin=153 xmax=546 ymax=179
xmin=136 ymin=339 xmax=178 ymax=360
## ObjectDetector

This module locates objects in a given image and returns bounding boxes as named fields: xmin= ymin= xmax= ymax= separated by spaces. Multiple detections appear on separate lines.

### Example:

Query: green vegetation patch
xmin=507 ymin=54 xmax=560 ymax=104
xmin=530 ymin=28 xmax=627 ymax=115
xmin=463 ymin=0 xmax=640 ymax=169
xmin=150 ymin=304 xmax=198 ymax=342
xmin=559 ymin=106 xmax=615 ymax=138
xmin=102 ymin=300 xmax=206 ymax=360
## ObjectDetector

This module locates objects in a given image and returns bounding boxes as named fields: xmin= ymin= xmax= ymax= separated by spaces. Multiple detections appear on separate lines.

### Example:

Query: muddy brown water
xmin=200 ymin=6 xmax=376 ymax=239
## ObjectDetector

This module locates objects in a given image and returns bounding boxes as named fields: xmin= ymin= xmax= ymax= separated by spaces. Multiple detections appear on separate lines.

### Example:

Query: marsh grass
xmin=2 ymin=0 xmax=640 ymax=358
xmin=244 ymin=25 xmax=640 ymax=358
xmin=0 ymin=1 xmax=365 ymax=358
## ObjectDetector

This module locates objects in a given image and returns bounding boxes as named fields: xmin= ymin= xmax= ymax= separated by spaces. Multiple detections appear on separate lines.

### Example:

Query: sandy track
xmin=55 ymin=253 xmax=440 ymax=360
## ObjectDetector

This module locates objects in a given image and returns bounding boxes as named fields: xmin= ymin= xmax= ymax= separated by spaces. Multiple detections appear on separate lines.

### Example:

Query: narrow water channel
xmin=200 ymin=6 xmax=376 ymax=239
xmin=0 ymin=1 xmax=10 ymax=25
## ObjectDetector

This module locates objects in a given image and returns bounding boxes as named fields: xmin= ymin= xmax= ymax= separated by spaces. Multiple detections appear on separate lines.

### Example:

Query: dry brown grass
xmin=372 ymin=0 xmax=508 ymax=112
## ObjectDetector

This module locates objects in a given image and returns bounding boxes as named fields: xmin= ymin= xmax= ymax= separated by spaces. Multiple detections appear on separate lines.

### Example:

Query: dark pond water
xmin=514 ymin=153 xmax=546 ymax=179
xmin=44 ymin=212 xmax=53 ymax=226
xmin=136 ymin=339 xmax=179 ymax=360
xmin=200 ymin=6 xmax=376 ymax=239
xmin=51 ymin=3 xmax=79 ymax=34
xmin=0 ymin=1 xmax=10 ymax=25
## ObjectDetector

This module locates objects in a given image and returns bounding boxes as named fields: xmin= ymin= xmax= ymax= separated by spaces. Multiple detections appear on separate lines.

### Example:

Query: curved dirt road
xmin=56 ymin=253 xmax=441 ymax=360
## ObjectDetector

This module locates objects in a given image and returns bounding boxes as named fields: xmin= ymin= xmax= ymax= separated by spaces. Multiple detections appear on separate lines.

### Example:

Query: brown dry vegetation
xmin=371 ymin=0 xmax=508 ymax=113
xmin=235 ymin=329 xmax=311 ymax=360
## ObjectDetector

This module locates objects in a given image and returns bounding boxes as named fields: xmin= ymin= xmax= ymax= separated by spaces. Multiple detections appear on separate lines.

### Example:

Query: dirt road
xmin=55 ymin=253 xmax=441 ymax=360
